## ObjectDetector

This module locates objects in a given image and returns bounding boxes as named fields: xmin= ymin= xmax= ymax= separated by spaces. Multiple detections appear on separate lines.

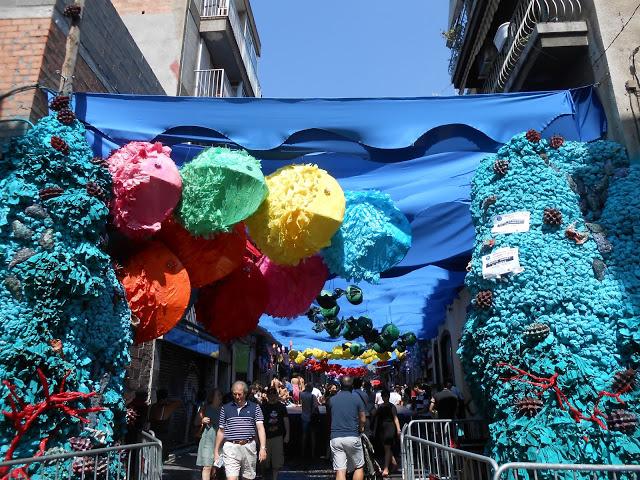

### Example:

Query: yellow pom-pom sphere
xmin=246 ymin=164 xmax=345 ymax=265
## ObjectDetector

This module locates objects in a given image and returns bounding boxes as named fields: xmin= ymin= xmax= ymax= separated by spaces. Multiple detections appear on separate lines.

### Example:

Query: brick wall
xmin=0 ymin=0 xmax=164 ymax=139
xmin=0 ymin=16 xmax=50 ymax=136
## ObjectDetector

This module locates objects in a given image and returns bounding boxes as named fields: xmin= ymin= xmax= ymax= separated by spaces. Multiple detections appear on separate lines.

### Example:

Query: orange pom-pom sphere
xmin=120 ymin=241 xmax=191 ymax=344
xmin=157 ymin=218 xmax=246 ymax=288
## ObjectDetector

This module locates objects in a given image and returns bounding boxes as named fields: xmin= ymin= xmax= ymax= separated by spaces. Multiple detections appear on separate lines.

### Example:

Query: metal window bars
xmin=483 ymin=0 xmax=583 ymax=93
xmin=0 ymin=431 xmax=162 ymax=480
xmin=402 ymin=420 xmax=640 ymax=480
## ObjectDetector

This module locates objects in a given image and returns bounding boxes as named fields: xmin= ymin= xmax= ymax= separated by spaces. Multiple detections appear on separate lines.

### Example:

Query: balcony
xmin=199 ymin=0 xmax=261 ymax=97
xmin=482 ymin=0 xmax=587 ymax=92
xmin=195 ymin=69 xmax=235 ymax=98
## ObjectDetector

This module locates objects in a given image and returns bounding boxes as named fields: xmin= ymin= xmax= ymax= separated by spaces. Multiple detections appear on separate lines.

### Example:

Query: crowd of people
xmin=184 ymin=375 xmax=465 ymax=480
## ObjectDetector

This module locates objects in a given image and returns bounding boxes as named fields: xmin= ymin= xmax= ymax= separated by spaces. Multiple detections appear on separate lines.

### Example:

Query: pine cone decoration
xmin=91 ymin=156 xmax=108 ymax=168
xmin=86 ymin=182 xmax=106 ymax=202
xmin=126 ymin=407 xmax=139 ymax=425
xmin=49 ymin=95 xmax=69 ymax=111
xmin=475 ymin=290 xmax=493 ymax=309
xmin=526 ymin=129 xmax=541 ymax=143
xmin=69 ymin=437 xmax=92 ymax=452
xmin=516 ymin=397 xmax=543 ymax=417
xmin=72 ymin=457 xmax=108 ymax=477
xmin=607 ymin=410 xmax=637 ymax=434
xmin=493 ymin=159 xmax=509 ymax=176
xmin=57 ymin=108 xmax=75 ymax=125
xmin=550 ymin=134 xmax=564 ymax=149
xmin=50 ymin=136 xmax=69 ymax=155
xmin=522 ymin=322 xmax=550 ymax=343
xmin=612 ymin=368 xmax=637 ymax=393
xmin=543 ymin=208 xmax=563 ymax=226
xmin=63 ymin=4 xmax=82 ymax=19
xmin=39 ymin=187 xmax=64 ymax=200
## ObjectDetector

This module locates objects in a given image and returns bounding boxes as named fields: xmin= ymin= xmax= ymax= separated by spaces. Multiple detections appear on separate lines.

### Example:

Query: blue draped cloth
xmin=72 ymin=87 xmax=606 ymax=348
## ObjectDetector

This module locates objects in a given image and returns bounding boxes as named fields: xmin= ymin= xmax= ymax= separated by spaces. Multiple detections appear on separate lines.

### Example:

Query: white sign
xmin=492 ymin=211 xmax=530 ymax=234
xmin=482 ymin=247 xmax=523 ymax=279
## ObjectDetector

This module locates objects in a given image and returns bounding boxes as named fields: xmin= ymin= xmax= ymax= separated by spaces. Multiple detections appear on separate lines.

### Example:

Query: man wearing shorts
xmin=328 ymin=376 xmax=366 ymax=480
xmin=214 ymin=381 xmax=267 ymax=480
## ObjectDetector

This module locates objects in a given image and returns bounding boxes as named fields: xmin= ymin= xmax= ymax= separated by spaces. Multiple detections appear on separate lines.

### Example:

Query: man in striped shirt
xmin=214 ymin=381 xmax=267 ymax=480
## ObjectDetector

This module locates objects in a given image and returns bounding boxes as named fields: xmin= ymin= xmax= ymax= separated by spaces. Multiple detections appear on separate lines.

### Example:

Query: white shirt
xmin=312 ymin=388 xmax=321 ymax=399
xmin=390 ymin=392 xmax=402 ymax=405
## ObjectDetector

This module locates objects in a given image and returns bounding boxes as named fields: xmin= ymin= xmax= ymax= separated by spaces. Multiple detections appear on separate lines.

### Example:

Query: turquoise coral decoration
xmin=322 ymin=190 xmax=411 ymax=283
xmin=460 ymin=131 xmax=640 ymax=465
xmin=177 ymin=147 xmax=267 ymax=235
xmin=0 ymin=112 xmax=132 ymax=468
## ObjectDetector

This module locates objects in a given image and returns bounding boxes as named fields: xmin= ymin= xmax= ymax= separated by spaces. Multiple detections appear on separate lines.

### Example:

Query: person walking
xmin=214 ymin=381 xmax=267 ymax=480
xmin=328 ymin=376 xmax=366 ymax=480
xmin=149 ymin=389 xmax=182 ymax=460
xmin=261 ymin=387 xmax=289 ymax=480
xmin=300 ymin=383 xmax=319 ymax=459
xmin=372 ymin=389 xmax=401 ymax=477
xmin=430 ymin=380 xmax=459 ymax=419
xmin=196 ymin=389 xmax=223 ymax=480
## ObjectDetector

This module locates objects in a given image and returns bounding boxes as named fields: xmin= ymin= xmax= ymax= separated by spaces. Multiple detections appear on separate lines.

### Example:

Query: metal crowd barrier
xmin=401 ymin=420 xmax=640 ymax=480
xmin=0 ymin=431 xmax=162 ymax=480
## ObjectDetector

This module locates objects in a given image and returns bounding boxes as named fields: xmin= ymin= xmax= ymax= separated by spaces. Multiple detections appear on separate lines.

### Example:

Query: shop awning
xmin=73 ymin=86 xmax=606 ymax=348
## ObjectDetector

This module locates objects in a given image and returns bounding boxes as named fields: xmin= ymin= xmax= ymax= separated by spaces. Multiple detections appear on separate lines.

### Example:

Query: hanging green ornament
xmin=371 ymin=342 xmax=384 ymax=353
xmin=345 ymin=285 xmax=363 ymax=305
xmin=316 ymin=290 xmax=337 ymax=309
xmin=395 ymin=342 xmax=406 ymax=353
xmin=320 ymin=304 xmax=340 ymax=319
xmin=401 ymin=332 xmax=417 ymax=346
xmin=350 ymin=342 xmax=364 ymax=356
xmin=357 ymin=316 xmax=373 ymax=332
xmin=341 ymin=317 xmax=360 ymax=340
xmin=325 ymin=318 xmax=343 ymax=338
xmin=381 ymin=323 xmax=400 ymax=342
xmin=363 ymin=327 xmax=379 ymax=344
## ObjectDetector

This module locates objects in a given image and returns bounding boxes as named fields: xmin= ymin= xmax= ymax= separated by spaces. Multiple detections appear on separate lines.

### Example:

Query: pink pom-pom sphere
xmin=257 ymin=254 xmax=328 ymax=318
xmin=108 ymin=141 xmax=182 ymax=238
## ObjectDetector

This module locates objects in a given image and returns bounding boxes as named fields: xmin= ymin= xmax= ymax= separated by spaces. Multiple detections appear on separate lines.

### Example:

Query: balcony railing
xmin=447 ymin=0 xmax=471 ymax=76
xmin=200 ymin=0 xmax=261 ymax=97
xmin=483 ymin=0 xmax=583 ymax=93
xmin=195 ymin=69 xmax=234 ymax=97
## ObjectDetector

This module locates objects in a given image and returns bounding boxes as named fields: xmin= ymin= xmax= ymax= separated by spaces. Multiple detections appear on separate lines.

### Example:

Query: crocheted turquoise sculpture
xmin=322 ymin=190 xmax=411 ymax=283
xmin=460 ymin=131 xmax=640 ymax=468
xmin=0 ymin=112 xmax=132 ymax=468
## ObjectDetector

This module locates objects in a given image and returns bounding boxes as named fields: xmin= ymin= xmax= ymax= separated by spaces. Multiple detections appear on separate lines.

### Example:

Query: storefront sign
xmin=482 ymin=247 xmax=523 ymax=279
xmin=492 ymin=211 xmax=530 ymax=234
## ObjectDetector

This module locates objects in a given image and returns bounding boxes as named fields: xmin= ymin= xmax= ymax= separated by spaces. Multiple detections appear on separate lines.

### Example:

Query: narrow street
xmin=162 ymin=448 xmax=402 ymax=480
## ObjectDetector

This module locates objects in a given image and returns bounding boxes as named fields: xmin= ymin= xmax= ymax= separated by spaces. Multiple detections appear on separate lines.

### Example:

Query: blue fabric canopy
xmin=73 ymin=87 xmax=607 ymax=349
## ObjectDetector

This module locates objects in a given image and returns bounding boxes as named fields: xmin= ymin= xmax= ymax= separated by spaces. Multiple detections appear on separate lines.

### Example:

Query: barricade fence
xmin=0 ymin=431 xmax=162 ymax=480
xmin=402 ymin=420 xmax=640 ymax=480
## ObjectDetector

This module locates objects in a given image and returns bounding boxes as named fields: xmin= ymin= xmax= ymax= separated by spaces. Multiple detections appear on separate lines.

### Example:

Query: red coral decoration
xmin=526 ymin=129 xmax=541 ymax=143
xmin=0 ymin=369 xmax=103 ymax=479
xmin=39 ymin=187 xmax=64 ymax=201
xmin=550 ymin=134 xmax=565 ymax=149
xmin=49 ymin=95 xmax=69 ymax=112
xmin=497 ymin=363 xmax=629 ymax=430
xmin=50 ymin=136 xmax=69 ymax=155
xmin=56 ymin=109 xmax=75 ymax=126
xmin=63 ymin=4 xmax=82 ymax=19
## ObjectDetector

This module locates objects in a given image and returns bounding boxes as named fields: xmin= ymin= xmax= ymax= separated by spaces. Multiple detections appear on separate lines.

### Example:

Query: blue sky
xmin=251 ymin=0 xmax=456 ymax=98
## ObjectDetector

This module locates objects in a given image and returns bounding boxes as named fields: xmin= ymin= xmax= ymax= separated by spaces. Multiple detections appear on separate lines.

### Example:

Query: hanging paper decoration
xmin=257 ymin=254 xmax=328 ymax=318
xmin=303 ymin=359 xmax=368 ymax=378
xmin=196 ymin=261 xmax=268 ymax=342
xmin=177 ymin=147 xmax=267 ymax=236
xmin=120 ymin=241 xmax=190 ymax=344
xmin=156 ymin=217 xmax=246 ymax=288
xmin=246 ymin=164 xmax=345 ymax=265
xmin=108 ymin=141 xmax=182 ymax=238
xmin=322 ymin=190 xmax=411 ymax=283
